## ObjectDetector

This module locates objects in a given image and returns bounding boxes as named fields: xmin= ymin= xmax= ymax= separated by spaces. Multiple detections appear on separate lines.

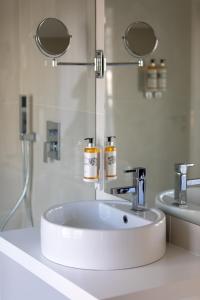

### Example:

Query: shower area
xmin=0 ymin=0 xmax=96 ymax=230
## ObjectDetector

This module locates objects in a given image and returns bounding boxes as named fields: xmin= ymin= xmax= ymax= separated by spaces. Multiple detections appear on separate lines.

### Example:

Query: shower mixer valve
xmin=44 ymin=121 xmax=61 ymax=163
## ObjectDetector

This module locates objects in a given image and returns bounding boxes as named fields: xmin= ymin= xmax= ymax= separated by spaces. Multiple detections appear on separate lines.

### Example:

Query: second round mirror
xmin=123 ymin=22 xmax=158 ymax=57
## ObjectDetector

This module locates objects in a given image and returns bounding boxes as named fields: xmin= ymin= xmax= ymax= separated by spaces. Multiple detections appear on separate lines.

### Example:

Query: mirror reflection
xmin=35 ymin=17 xmax=71 ymax=58
xmin=123 ymin=22 xmax=158 ymax=57
xmin=104 ymin=0 xmax=200 ymax=207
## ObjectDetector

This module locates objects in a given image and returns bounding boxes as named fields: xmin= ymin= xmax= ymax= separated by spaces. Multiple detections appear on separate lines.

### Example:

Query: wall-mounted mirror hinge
xmin=94 ymin=50 xmax=106 ymax=78
xmin=52 ymin=49 xmax=107 ymax=78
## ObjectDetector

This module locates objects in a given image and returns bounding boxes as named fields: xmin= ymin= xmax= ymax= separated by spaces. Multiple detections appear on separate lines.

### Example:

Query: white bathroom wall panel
xmin=104 ymin=0 xmax=192 ymax=206
xmin=0 ymin=0 xmax=96 ymax=228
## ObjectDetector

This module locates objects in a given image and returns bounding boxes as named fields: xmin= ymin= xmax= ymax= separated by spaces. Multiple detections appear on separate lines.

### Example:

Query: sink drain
xmin=123 ymin=215 xmax=128 ymax=224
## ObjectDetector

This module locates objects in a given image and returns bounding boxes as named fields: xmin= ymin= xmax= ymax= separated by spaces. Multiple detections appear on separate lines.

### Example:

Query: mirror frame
xmin=35 ymin=17 xmax=71 ymax=58
xmin=123 ymin=21 xmax=158 ymax=58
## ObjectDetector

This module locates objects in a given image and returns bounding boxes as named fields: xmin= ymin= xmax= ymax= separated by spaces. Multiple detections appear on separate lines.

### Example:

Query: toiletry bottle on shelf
xmin=105 ymin=136 xmax=117 ymax=180
xmin=83 ymin=138 xmax=99 ymax=182
xmin=157 ymin=59 xmax=167 ymax=91
xmin=146 ymin=59 xmax=157 ymax=91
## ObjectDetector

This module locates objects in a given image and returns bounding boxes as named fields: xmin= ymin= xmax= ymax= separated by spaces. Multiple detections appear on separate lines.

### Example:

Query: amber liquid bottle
xmin=105 ymin=136 xmax=117 ymax=180
xmin=83 ymin=138 xmax=99 ymax=182
xmin=158 ymin=59 xmax=167 ymax=91
xmin=146 ymin=59 xmax=157 ymax=91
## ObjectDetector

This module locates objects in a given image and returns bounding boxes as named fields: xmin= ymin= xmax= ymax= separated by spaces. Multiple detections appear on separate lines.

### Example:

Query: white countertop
xmin=1 ymin=228 xmax=200 ymax=300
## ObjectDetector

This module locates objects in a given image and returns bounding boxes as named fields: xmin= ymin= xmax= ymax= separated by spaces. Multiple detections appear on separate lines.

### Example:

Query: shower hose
xmin=0 ymin=139 xmax=34 ymax=231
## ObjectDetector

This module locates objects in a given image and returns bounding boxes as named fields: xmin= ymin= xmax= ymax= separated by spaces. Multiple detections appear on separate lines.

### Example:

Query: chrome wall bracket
xmin=54 ymin=49 xmax=106 ymax=78
xmin=52 ymin=49 xmax=142 ymax=78
xmin=21 ymin=133 xmax=36 ymax=142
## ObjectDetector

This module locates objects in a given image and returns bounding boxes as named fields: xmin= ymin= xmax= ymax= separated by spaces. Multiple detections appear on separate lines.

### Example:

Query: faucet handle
xmin=175 ymin=163 xmax=195 ymax=174
xmin=125 ymin=167 xmax=146 ymax=179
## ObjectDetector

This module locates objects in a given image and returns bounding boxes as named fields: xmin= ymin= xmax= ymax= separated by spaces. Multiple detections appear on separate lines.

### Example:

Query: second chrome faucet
xmin=175 ymin=163 xmax=200 ymax=206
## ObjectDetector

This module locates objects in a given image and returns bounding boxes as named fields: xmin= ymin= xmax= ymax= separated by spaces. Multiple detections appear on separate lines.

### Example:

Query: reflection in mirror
xmin=104 ymin=0 xmax=200 ymax=208
xmin=35 ymin=18 xmax=71 ymax=58
xmin=123 ymin=22 xmax=158 ymax=57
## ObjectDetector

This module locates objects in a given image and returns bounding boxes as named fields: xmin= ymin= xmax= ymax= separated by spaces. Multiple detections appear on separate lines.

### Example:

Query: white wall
xmin=0 ymin=0 xmax=96 ymax=229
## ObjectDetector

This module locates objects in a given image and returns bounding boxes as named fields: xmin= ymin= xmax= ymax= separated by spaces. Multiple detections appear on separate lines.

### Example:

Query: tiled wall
xmin=0 ymin=0 xmax=96 ymax=229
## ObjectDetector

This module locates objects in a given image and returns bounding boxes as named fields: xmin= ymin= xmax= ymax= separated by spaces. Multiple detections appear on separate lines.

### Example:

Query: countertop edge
xmin=0 ymin=236 xmax=98 ymax=300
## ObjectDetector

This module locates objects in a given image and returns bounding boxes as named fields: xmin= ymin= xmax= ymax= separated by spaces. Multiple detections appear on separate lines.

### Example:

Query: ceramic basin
xmin=41 ymin=200 xmax=166 ymax=270
xmin=156 ymin=187 xmax=200 ymax=225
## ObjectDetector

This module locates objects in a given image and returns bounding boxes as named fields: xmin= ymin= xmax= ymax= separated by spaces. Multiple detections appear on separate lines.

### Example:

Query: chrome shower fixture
xmin=19 ymin=95 xmax=36 ymax=142
xmin=0 ymin=95 xmax=36 ymax=231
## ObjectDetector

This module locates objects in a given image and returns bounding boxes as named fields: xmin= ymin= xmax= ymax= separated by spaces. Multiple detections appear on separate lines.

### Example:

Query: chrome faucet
xmin=175 ymin=163 xmax=200 ymax=206
xmin=111 ymin=167 xmax=146 ymax=211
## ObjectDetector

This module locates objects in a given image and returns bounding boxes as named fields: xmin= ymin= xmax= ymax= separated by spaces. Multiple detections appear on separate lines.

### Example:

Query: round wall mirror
xmin=123 ymin=22 xmax=158 ymax=57
xmin=35 ymin=18 xmax=71 ymax=58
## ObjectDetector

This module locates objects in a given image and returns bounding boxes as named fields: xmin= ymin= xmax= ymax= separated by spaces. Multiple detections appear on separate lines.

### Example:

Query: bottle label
xmin=84 ymin=152 xmax=98 ymax=178
xmin=105 ymin=151 xmax=117 ymax=177
xmin=158 ymin=69 xmax=167 ymax=90
xmin=147 ymin=69 xmax=157 ymax=90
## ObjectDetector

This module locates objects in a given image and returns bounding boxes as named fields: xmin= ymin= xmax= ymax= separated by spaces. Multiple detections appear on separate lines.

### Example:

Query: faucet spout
xmin=187 ymin=178 xmax=200 ymax=187
xmin=111 ymin=187 xmax=136 ymax=195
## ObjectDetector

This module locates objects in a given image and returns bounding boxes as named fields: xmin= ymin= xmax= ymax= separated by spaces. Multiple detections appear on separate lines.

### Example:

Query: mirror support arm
xmin=107 ymin=60 xmax=143 ymax=67
xmin=57 ymin=62 xmax=94 ymax=66
xmin=52 ymin=50 xmax=143 ymax=78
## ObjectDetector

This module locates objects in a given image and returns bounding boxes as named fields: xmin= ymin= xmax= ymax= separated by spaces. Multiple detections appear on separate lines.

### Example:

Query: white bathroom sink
xmin=41 ymin=200 xmax=166 ymax=270
xmin=156 ymin=187 xmax=200 ymax=225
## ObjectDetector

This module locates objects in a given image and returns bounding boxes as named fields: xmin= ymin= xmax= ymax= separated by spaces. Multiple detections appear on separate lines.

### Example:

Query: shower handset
xmin=0 ymin=95 xmax=36 ymax=231
xmin=19 ymin=95 xmax=36 ymax=142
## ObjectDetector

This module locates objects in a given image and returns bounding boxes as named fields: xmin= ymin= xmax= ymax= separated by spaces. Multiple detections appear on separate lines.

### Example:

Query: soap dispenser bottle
xmin=146 ymin=59 xmax=157 ymax=91
xmin=105 ymin=136 xmax=117 ymax=180
xmin=157 ymin=59 xmax=167 ymax=91
xmin=83 ymin=138 xmax=99 ymax=182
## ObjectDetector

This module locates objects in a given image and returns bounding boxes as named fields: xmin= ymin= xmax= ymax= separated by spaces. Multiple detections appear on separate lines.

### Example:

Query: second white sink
xmin=41 ymin=200 xmax=166 ymax=270
xmin=156 ymin=187 xmax=200 ymax=225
